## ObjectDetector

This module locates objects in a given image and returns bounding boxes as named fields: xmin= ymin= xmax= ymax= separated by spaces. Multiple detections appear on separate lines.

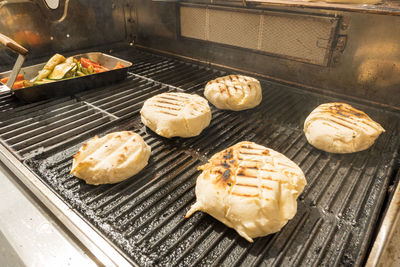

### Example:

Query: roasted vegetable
xmin=33 ymin=79 xmax=54 ymax=86
xmin=0 ymin=74 xmax=28 ymax=89
xmin=35 ymin=54 xmax=66 ymax=81
xmin=80 ymin=58 xmax=109 ymax=73
xmin=12 ymin=81 xmax=25 ymax=89
xmin=48 ymin=57 xmax=76 ymax=80
xmin=14 ymin=54 xmax=119 ymax=89
xmin=0 ymin=74 xmax=25 ymax=84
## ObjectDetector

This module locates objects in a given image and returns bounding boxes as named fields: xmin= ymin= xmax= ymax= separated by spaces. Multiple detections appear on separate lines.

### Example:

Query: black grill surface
xmin=1 ymin=47 xmax=399 ymax=266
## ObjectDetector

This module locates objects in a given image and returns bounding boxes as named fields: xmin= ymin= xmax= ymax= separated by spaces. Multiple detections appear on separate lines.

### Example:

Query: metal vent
xmin=180 ymin=5 xmax=339 ymax=66
xmin=208 ymin=9 xmax=260 ymax=50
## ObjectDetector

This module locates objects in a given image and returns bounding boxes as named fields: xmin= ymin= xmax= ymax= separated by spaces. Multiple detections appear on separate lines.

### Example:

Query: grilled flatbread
xmin=204 ymin=75 xmax=262 ymax=111
xmin=186 ymin=141 xmax=306 ymax=242
xmin=140 ymin=92 xmax=211 ymax=138
xmin=70 ymin=131 xmax=151 ymax=185
xmin=304 ymin=103 xmax=385 ymax=153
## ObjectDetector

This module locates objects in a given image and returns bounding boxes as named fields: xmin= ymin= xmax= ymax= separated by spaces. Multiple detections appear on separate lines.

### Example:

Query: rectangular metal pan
xmin=0 ymin=52 xmax=132 ymax=103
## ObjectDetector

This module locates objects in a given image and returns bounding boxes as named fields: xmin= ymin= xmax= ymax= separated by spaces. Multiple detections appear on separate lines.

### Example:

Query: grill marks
xmin=10 ymin=49 xmax=400 ymax=266
xmin=231 ymin=144 xmax=276 ymax=199
xmin=206 ymin=74 xmax=258 ymax=98
xmin=146 ymin=93 xmax=197 ymax=118
xmin=201 ymin=142 xmax=301 ymax=201
xmin=307 ymin=103 xmax=385 ymax=134
xmin=152 ymin=98 xmax=183 ymax=116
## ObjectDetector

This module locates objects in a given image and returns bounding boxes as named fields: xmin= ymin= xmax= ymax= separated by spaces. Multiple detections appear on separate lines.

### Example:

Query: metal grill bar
xmin=0 ymin=47 xmax=395 ymax=266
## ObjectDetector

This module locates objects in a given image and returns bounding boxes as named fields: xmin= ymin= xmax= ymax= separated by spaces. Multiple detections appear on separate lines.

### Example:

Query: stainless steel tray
xmin=0 ymin=52 xmax=132 ymax=102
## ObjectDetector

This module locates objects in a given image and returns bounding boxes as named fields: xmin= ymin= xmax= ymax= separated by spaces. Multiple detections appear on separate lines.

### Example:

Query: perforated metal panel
xmin=180 ymin=5 xmax=339 ymax=66
xmin=260 ymin=14 xmax=335 ymax=65
xmin=208 ymin=9 xmax=260 ymax=50
xmin=180 ymin=6 xmax=207 ymax=40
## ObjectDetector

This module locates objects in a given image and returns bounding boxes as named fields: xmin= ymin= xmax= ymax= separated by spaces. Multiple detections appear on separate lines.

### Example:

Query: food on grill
xmin=204 ymin=75 xmax=262 ymax=111
xmin=140 ymin=92 xmax=211 ymax=138
xmin=70 ymin=131 xmax=151 ymax=185
xmin=304 ymin=103 xmax=385 ymax=153
xmin=185 ymin=141 xmax=306 ymax=242
xmin=36 ymin=53 xmax=66 ymax=81
xmin=18 ymin=54 xmax=125 ymax=89
xmin=0 ymin=74 xmax=27 ymax=89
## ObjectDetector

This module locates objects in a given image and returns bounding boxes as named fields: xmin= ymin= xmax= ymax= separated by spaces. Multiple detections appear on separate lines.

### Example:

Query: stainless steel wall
xmin=133 ymin=0 xmax=400 ymax=109
xmin=0 ymin=0 xmax=398 ymax=108
xmin=0 ymin=0 xmax=126 ymax=69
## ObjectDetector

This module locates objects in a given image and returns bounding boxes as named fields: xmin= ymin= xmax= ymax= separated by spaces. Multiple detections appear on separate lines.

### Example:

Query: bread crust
xmin=204 ymin=75 xmax=262 ymax=111
xmin=140 ymin=92 xmax=211 ymax=138
xmin=70 ymin=131 xmax=151 ymax=185
xmin=304 ymin=103 xmax=385 ymax=153
xmin=186 ymin=141 xmax=306 ymax=242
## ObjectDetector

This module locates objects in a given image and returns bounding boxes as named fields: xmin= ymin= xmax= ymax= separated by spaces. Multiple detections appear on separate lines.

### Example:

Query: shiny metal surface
xmin=6 ymin=54 xmax=25 ymax=89
xmin=0 ymin=0 xmax=398 ymax=265
xmin=0 ymin=140 xmax=133 ymax=266
xmin=247 ymin=0 xmax=400 ymax=15
xmin=180 ymin=4 xmax=339 ymax=66
xmin=0 ymin=32 xmax=28 ymax=89
xmin=0 ymin=161 xmax=97 ymax=267
xmin=44 ymin=0 xmax=60 ymax=9
xmin=180 ymin=0 xmax=400 ymax=15
xmin=0 ymin=52 xmax=132 ymax=102
xmin=367 ymin=171 xmax=400 ymax=267
xmin=0 ymin=0 xmax=127 ymax=69
xmin=134 ymin=1 xmax=400 ymax=108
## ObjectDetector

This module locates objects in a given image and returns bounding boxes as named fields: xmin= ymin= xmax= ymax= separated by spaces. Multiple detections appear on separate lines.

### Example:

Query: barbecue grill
xmin=0 ymin=1 xmax=399 ymax=266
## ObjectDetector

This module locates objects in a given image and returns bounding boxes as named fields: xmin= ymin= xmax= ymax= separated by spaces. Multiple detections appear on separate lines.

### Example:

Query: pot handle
xmin=0 ymin=33 xmax=28 ymax=56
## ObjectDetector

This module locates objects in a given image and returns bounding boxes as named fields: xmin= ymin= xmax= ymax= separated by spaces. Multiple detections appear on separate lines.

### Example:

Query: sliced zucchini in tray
xmin=48 ymin=57 xmax=76 ymax=80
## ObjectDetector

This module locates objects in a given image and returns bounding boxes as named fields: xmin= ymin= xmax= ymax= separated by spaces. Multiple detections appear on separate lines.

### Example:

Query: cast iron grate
xmin=1 ymin=47 xmax=399 ymax=266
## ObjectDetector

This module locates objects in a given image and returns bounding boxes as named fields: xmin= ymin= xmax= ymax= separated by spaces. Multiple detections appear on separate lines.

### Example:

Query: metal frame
xmin=209 ymin=0 xmax=400 ymax=16
xmin=0 ymin=143 xmax=135 ymax=267
xmin=178 ymin=3 xmax=341 ymax=66
xmin=367 ymin=170 xmax=400 ymax=266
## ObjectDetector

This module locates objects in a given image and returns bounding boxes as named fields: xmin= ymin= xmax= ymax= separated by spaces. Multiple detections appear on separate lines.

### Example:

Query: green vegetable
xmin=33 ymin=79 xmax=55 ymax=86
xmin=36 ymin=54 xmax=66 ymax=81
xmin=81 ymin=67 xmax=89 ymax=75
xmin=28 ymin=54 xmax=110 ymax=87
xmin=76 ymin=71 xmax=85 ymax=77
xmin=88 ymin=65 xmax=94 ymax=74
xmin=48 ymin=58 xmax=76 ymax=80
xmin=23 ymin=80 xmax=34 ymax=87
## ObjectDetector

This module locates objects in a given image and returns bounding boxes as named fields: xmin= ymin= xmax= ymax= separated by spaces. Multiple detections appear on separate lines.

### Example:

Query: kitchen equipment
xmin=0 ymin=1 xmax=399 ymax=266
xmin=0 ymin=33 xmax=28 ymax=92
xmin=0 ymin=52 xmax=132 ymax=102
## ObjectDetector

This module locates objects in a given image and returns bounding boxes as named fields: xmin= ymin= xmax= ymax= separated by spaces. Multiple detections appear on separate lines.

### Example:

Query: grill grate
xmin=0 ymin=47 xmax=399 ymax=266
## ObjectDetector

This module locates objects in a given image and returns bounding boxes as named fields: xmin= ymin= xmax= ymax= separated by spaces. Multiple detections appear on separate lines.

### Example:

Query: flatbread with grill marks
xmin=204 ymin=75 xmax=262 ymax=111
xmin=140 ymin=92 xmax=211 ymax=138
xmin=185 ymin=141 xmax=306 ymax=242
xmin=304 ymin=103 xmax=385 ymax=153
xmin=70 ymin=131 xmax=151 ymax=185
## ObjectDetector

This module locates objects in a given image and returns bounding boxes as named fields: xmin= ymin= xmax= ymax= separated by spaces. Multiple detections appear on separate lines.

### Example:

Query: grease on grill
xmin=222 ymin=169 xmax=231 ymax=180
xmin=221 ymin=161 xmax=230 ymax=168
xmin=223 ymin=149 xmax=233 ymax=159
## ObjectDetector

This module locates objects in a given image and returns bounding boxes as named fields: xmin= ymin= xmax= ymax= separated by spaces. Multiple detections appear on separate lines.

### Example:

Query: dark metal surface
xmin=0 ymin=0 xmax=127 ymax=69
xmin=134 ymin=0 xmax=400 ymax=109
xmin=0 ymin=48 xmax=399 ymax=266
xmin=0 ymin=52 xmax=132 ymax=102
xmin=179 ymin=4 xmax=340 ymax=66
